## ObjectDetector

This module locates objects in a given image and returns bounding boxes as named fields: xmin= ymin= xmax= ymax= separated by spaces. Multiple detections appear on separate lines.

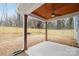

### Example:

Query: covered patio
xmin=17 ymin=3 xmax=79 ymax=56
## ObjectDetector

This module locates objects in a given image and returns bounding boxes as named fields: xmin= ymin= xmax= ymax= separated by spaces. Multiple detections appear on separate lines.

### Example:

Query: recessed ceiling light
xmin=51 ymin=13 xmax=55 ymax=17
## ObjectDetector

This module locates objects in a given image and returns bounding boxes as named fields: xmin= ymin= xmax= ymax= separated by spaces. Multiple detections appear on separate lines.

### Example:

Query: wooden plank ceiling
xmin=32 ymin=3 xmax=79 ymax=20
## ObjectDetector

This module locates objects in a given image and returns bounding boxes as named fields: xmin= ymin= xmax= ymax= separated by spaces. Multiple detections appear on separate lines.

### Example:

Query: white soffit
xmin=17 ymin=3 xmax=44 ymax=15
xmin=29 ymin=13 xmax=46 ymax=22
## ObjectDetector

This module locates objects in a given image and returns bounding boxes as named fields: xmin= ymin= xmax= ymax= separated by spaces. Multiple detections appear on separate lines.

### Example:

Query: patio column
xmin=24 ymin=15 xmax=28 ymax=50
xmin=45 ymin=21 xmax=48 ymax=41
xmin=73 ymin=15 xmax=79 ymax=46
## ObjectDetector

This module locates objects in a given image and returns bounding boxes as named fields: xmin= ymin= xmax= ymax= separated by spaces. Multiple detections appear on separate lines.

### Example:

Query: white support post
xmin=73 ymin=15 xmax=79 ymax=46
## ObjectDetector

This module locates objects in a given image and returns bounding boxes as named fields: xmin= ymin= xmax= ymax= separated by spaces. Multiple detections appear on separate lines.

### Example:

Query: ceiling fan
xmin=51 ymin=5 xmax=61 ymax=17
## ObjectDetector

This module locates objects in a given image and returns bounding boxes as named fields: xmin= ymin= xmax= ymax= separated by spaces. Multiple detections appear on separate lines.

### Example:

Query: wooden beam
xmin=24 ymin=15 xmax=27 ymax=50
xmin=45 ymin=21 xmax=48 ymax=41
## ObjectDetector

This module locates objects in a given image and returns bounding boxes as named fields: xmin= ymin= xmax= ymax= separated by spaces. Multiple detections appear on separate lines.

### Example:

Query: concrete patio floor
xmin=26 ymin=41 xmax=79 ymax=56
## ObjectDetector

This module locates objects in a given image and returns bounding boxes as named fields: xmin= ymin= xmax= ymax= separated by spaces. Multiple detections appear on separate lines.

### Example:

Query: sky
xmin=0 ymin=3 xmax=16 ymax=20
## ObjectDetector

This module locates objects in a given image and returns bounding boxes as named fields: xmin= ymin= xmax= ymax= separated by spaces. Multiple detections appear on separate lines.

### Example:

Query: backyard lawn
xmin=0 ymin=26 xmax=74 ymax=37
xmin=0 ymin=27 xmax=77 ymax=55
xmin=27 ymin=28 xmax=76 ymax=47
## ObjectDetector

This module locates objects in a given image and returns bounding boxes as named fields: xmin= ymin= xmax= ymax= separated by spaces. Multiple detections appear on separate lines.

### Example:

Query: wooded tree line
xmin=0 ymin=13 xmax=74 ymax=29
xmin=0 ymin=14 xmax=23 ymax=27
xmin=28 ymin=17 xmax=74 ymax=29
